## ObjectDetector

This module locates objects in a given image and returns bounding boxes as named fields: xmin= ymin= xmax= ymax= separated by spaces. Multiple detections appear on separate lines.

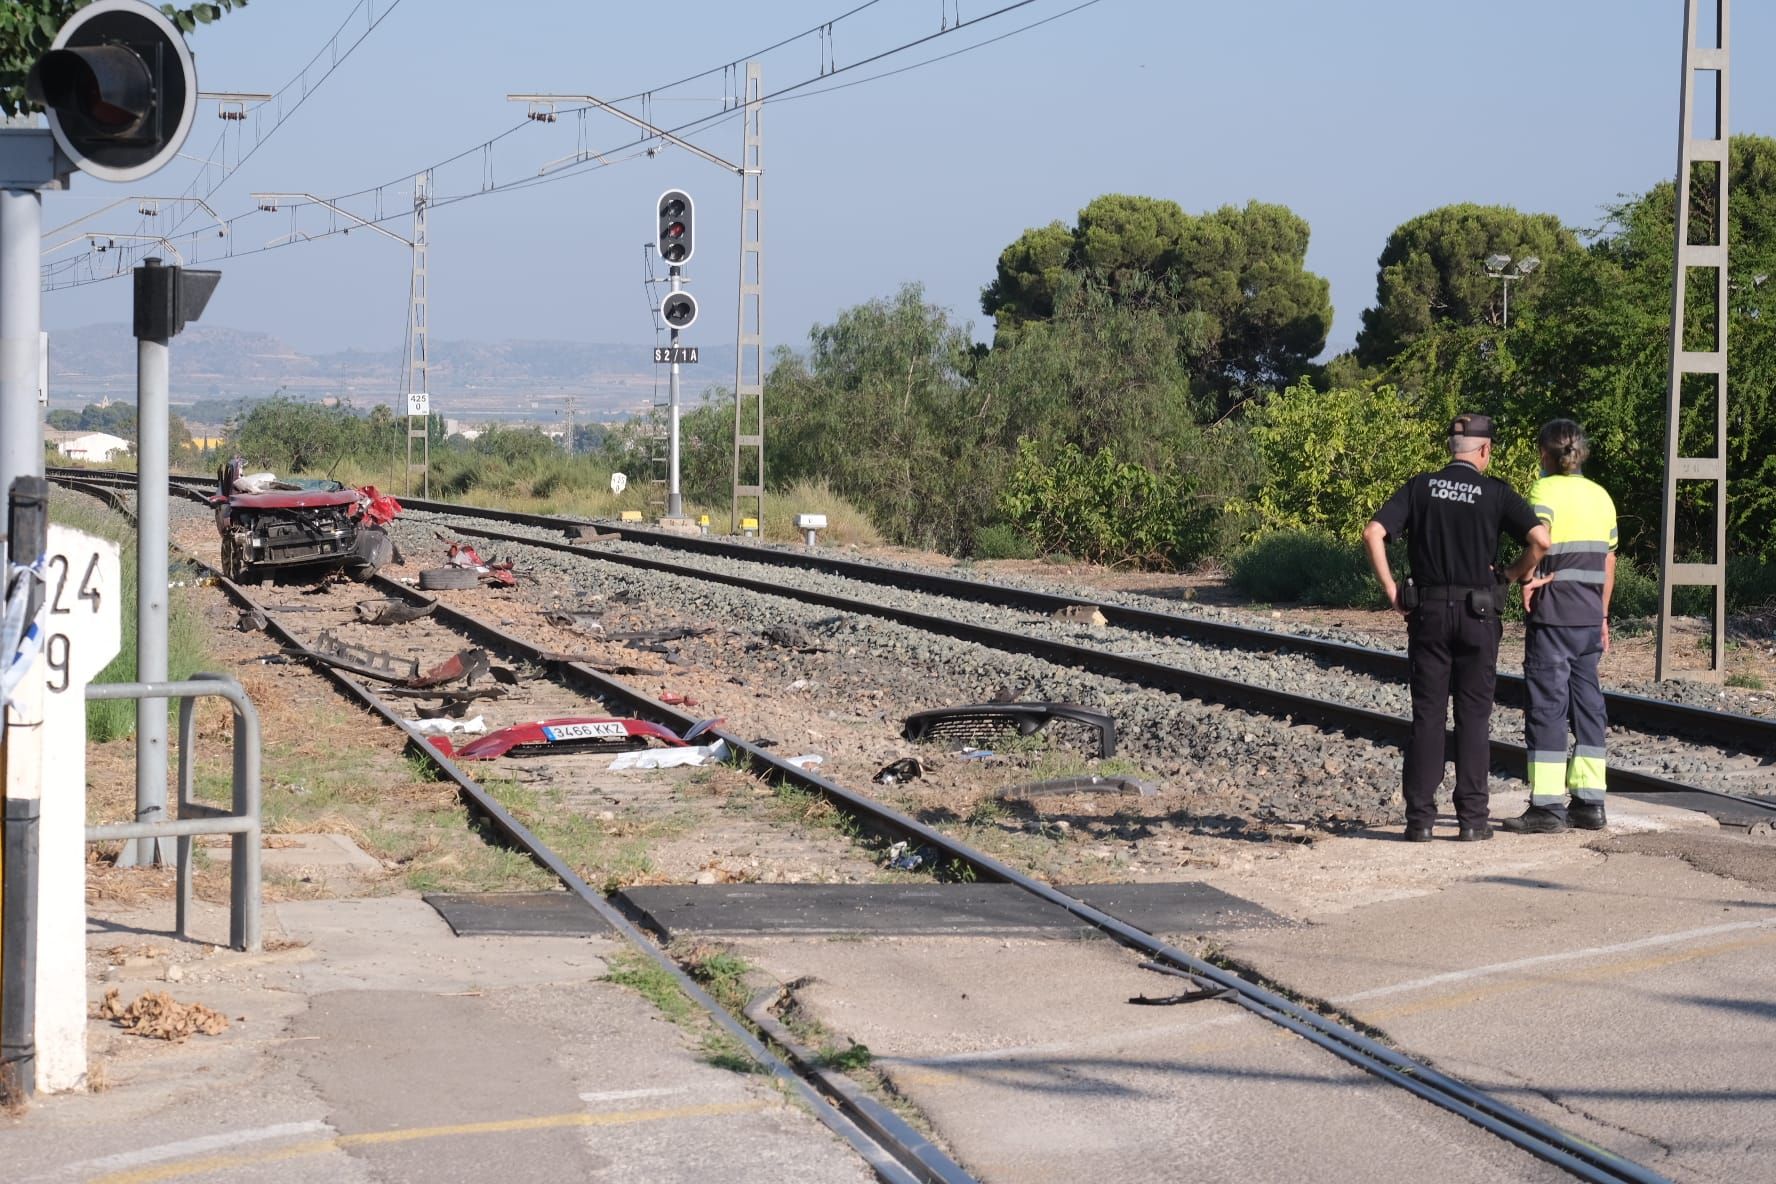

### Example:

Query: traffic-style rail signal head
xmin=25 ymin=0 xmax=198 ymax=183
xmin=662 ymin=291 xmax=699 ymax=331
xmin=657 ymin=188 xmax=694 ymax=266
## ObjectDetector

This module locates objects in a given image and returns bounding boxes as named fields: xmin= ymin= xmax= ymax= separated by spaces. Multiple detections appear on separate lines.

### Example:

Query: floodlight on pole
xmin=1481 ymin=253 xmax=1540 ymax=326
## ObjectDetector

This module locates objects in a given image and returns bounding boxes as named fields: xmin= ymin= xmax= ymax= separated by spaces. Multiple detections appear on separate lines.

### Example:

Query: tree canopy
xmin=1375 ymin=136 xmax=1776 ymax=565
xmin=982 ymin=194 xmax=1333 ymax=405
xmin=1354 ymin=203 xmax=1577 ymax=367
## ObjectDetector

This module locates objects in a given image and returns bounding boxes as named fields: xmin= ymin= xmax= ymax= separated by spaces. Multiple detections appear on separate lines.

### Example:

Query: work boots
xmin=1568 ymin=801 xmax=1608 ymax=830
xmin=1500 ymin=805 xmax=1570 ymax=834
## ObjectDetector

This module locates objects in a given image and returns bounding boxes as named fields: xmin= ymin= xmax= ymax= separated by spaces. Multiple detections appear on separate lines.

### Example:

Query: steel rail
xmin=46 ymin=470 xmax=1774 ymax=753
xmin=44 ymin=469 xmax=944 ymax=1182
xmin=212 ymin=586 xmax=944 ymax=1183
xmin=399 ymin=492 xmax=1776 ymax=756
xmin=46 ymin=470 xmax=1672 ymax=1182
xmin=43 ymin=469 xmax=1774 ymax=820
xmin=355 ymin=574 xmax=1674 ymax=1184
xmin=426 ymin=518 xmax=1776 ymax=824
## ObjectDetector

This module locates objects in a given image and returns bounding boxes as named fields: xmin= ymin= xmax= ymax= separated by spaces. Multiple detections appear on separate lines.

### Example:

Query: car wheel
xmin=417 ymin=566 xmax=480 ymax=591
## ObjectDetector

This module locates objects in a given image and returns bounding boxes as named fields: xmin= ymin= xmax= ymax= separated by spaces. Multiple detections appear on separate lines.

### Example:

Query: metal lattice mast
xmin=1656 ymin=0 xmax=1730 ymax=681
xmin=731 ymin=62 xmax=765 ymax=534
xmin=406 ymin=171 xmax=431 ymax=498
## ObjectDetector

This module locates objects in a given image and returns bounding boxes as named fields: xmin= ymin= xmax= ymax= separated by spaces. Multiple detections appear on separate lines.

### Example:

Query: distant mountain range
xmin=47 ymin=323 xmax=740 ymax=420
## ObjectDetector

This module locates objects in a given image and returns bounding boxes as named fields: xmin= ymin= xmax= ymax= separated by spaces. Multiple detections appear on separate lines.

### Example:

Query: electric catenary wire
xmin=41 ymin=0 xmax=1107 ymax=290
xmin=44 ymin=0 xmax=408 ymax=257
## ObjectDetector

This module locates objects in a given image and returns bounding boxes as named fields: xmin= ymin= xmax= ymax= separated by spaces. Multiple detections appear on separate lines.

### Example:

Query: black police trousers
xmin=1403 ymin=596 xmax=1502 ymax=829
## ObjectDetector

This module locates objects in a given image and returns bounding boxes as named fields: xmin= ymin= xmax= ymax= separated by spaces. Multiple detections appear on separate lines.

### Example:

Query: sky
xmin=37 ymin=0 xmax=1776 ymax=371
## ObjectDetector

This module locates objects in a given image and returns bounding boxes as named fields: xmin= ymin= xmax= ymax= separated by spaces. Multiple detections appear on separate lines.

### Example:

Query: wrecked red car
xmin=213 ymin=457 xmax=401 ymax=583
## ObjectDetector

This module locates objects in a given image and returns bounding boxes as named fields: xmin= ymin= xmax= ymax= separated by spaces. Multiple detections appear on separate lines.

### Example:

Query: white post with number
xmin=36 ymin=525 xmax=120 ymax=1092
xmin=405 ymin=391 xmax=430 ymax=498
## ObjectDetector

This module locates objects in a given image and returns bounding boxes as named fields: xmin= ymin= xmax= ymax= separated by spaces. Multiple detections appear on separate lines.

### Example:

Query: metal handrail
xmin=84 ymin=675 xmax=261 ymax=952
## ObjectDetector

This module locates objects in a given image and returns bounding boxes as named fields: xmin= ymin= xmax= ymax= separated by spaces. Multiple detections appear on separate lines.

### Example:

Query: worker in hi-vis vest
xmin=1504 ymin=419 xmax=1618 ymax=834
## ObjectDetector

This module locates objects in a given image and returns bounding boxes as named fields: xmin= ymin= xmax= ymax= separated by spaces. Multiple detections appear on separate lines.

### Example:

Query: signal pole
xmin=656 ymin=190 xmax=698 ymax=522
xmin=668 ymin=266 xmax=684 ymax=517
xmin=118 ymin=259 xmax=220 ymax=870
xmin=508 ymin=80 xmax=761 ymax=532
xmin=5 ymin=0 xmax=203 ymax=1102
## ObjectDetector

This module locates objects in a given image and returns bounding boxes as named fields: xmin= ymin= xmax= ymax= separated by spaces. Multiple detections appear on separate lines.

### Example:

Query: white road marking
xmin=1336 ymin=916 xmax=1776 ymax=1004
xmin=879 ymin=1013 xmax=1251 ymax=1068
xmin=578 ymin=1086 xmax=692 ymax=1105
xmin=50 ymin=1120 xmax=333 ymax=1179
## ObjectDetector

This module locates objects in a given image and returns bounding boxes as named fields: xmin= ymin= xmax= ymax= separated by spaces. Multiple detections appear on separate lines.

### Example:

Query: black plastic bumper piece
xmin=901 ymin=701 xmax=1116 ymax=758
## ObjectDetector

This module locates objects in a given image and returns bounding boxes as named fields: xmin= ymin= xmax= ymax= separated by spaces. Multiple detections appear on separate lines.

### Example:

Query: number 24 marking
xmin=46 ymin=552 xmax=102 ymax=615
xmin=44 ymin=551 xmax=102 ymax=694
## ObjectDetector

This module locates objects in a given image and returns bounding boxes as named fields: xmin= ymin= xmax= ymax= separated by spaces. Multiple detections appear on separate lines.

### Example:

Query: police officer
xmin=1503 ymin=419 xmax=1618 ymax=833
xmin=1362 ymin=414 xmax=1550 ymax=842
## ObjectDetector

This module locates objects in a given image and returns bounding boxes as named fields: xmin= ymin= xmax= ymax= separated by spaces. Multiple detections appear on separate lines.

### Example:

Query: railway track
xmin=49 ymin=473 xmax=1684 ymax=1184
xmin=376 ymin=489 xmax=1776 ymax=742
xmin=49 ymin=467 xmax=1775 ymax=824
xmin=392 ymin=506 xmax=1774 ymax=824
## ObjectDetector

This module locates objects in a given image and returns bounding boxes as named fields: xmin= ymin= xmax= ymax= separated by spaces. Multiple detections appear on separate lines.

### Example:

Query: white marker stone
xmin=36 ymin=525 xmax=121 ymax=1092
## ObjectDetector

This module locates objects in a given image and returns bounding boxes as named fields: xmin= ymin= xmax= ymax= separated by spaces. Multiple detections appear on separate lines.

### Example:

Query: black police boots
xmin=1404 ymin=824 xmax=1435 ymax=842
xmin=1458 ymin=823 xmax=1493 ymax=841
xmin=1568 ymin=800 xmax=1607 ymax=830
xmin=1500 ymin=805 xmax=1569 ymax=834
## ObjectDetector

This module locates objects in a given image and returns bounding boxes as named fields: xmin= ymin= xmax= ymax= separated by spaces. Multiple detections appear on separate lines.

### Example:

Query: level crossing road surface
xmin=1218 ymin=804 xmax=1776 ymax=1184
xmin=0 ymin=897 xmax=872 ymax=1184
xmin=2 ymin=791 xmax=1770 ymax=1182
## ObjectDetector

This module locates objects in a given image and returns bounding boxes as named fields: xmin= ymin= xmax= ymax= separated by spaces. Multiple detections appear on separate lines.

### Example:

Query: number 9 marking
xmin=46 ymin=633 xmax=71 ymax=693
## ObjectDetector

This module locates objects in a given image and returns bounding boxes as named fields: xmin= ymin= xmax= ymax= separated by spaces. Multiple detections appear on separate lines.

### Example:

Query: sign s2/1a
xmin=653 ymin=346 xmax=698 ymax=364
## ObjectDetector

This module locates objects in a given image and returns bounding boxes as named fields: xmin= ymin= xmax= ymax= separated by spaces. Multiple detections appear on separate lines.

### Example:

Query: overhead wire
xmin=167 ymin=0 xmax=410 ymax=230
xmin=606 ymin=0 xmax=889 ymax=102
xmin=41 ymin=0 xmax=1107 ymax=290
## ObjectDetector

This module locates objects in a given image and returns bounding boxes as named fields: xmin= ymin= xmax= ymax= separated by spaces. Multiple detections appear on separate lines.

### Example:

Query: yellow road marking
xmin=91 ymin=1100 xmax=770 ymax=1184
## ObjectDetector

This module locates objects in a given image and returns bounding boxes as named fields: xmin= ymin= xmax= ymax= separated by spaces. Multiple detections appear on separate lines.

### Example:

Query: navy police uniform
xmin=1370 ymin=418 xmax=1540 ymax=833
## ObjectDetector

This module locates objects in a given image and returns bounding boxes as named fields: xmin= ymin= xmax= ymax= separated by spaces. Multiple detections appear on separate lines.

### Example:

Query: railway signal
xmin=662 ymin=291 xmax=699 ymax=331
xmin=657 ymin=189 xmax=694 ymax=265
xmin=24 ymin=0 xmax=199 ymax=183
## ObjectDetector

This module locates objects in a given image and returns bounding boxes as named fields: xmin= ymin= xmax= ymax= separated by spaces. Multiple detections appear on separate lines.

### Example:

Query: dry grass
xmin=334 ymin=457 xmax=885 ymax=548
xmin=81 ymin=582 xmax=561 ymax=903
xmin=85 ymin=1060 xmax=111 ymax=1094
xmin=762 ymin=479 xmax=882 ymax=547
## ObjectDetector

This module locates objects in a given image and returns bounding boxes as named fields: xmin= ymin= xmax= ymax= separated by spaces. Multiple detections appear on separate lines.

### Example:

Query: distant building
xmin=45 ymin=430 xmax=131 ymax=462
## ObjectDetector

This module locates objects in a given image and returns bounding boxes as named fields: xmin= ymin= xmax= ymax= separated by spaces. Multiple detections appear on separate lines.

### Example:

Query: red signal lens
xmin=666 ymin=221 xmax=686 ymax=238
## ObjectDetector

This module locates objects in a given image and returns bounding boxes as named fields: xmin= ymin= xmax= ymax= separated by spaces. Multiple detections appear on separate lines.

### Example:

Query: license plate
xmin=542 ymin=721 xmax=629 ymax=742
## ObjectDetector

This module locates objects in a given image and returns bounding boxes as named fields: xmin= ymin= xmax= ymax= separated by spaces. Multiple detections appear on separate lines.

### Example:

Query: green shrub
xmin=969 ymin=522 xmax=1039 ymax=561
xmin=1728 ymin=554 xmax=1776 ymax=611
xmin=1000 ymin=439 xmax=1212 ymax=569
xmin=1599 ymin=555 xmax=1774 ymax=618
xmin=1611 ymin=555 xmax=1660 ymax=619
xmin=1230 ymin=380 xmax=1442 ymax=539
xmin=1230 ymin=530 xmax=1379 ymax=607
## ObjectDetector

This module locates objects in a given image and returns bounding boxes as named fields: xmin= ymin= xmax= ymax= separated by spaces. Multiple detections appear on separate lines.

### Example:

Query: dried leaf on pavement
xmin=94 ymin=987 xmax=231 ymax=1042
